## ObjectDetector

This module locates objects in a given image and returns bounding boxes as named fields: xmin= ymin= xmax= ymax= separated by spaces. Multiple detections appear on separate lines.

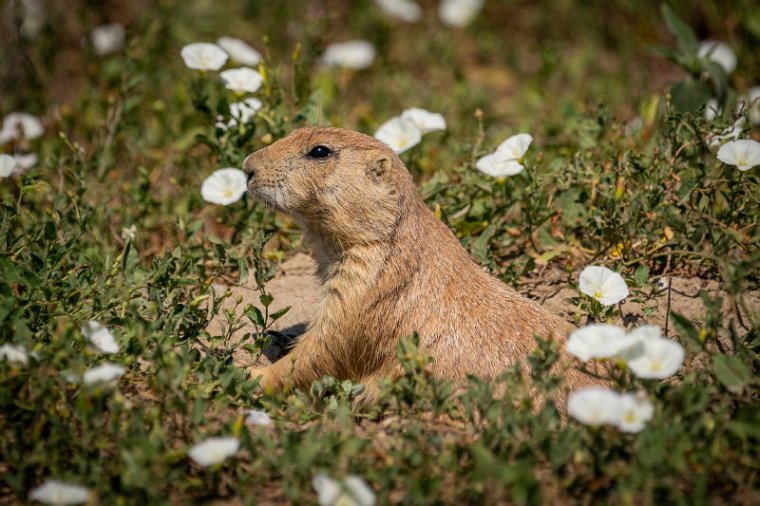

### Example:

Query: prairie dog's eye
xmin=307 ymin=145 xmax=332 ymax=159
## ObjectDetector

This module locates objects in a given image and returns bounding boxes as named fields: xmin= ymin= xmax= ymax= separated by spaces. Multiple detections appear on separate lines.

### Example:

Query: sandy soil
xmin=207 ymin=252 xmax=759 ymax=369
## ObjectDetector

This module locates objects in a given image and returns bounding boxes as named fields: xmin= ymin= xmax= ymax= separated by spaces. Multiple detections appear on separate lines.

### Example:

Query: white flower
xmin=180 ymin=42 xmax=228 ymax=71
xmin=29 ymin=480 xmax=91 ymax=505
xmin=475 ymin=153 xmax=525 ymax=177
xmin=20 ymin=0 xmax=45 ymax=39
xmin=215 ymin=98 xmax=263 ymax=130
xmin=626 ymin=324 xmax=661 ymax=342
xmin=741 ymin=86 xmax=760 ymax=125
xmin=495 ymin=133 xmax=533 ymax=161
xmin=217 ymin=36 xmax=262 ymax=66
xmin=0 ymin=154 xmax=14 ymax=178
xmin=698 ymin=40 xmax=736 ymax=75
xmin=625 ymin=339 xmax=685 ymax=379
xmin=14 ymin=153 xmax=38 ymax=170
xmin=320 ymin=41 xmax=376 ymax=70
xmin=438 ymin=0 xmax=484 ymax=28
xmin=566 ymin=324 xmax=630 ymax=361
xmin=375 ymin=0 xmax=422 ymax=22
xmin=313 ymin=474 xmax=376 ymax=506
xmin=616 ymin=393 xmax=654 ymax=433
xmin=0 ymin=112 xmax=44 ymax=143
xmin=717 ymin=139 xmax=760 ymax=171
xmin=83 ymin=363 xmax=125 ymax=385
xmin=374 ymin=117 xmax=422 ymax=154
xmin=201 ymin=168 xmax=248 ymax=205
xmin=0 ymin=343 xmax=29 ymax=365
xmin=91 ymin=23 xmax=125 ymax=55
xmin=567 ymin=387 xmax=622 ymax=427
xmin=704 ymin=98 xmax=720 ymax=122
xmin=188 ymin=437 xmax=240 ymax=467
xmin=579 ymin=265 xmax=629 ymax=306
xmin=245 ymin=409 xmax=273 ymax=427
xmin=476 ymin=133 xmax=532 ymax=177
xmin=220 ymin=67 xmax=263 ymax=94
xmin=400 ymin=108 xmax=446 ymax=134
xmin=81 ymin=321 xmax=120 ymax=354
xmin=121 ymin=225 xmax=137 ymax=241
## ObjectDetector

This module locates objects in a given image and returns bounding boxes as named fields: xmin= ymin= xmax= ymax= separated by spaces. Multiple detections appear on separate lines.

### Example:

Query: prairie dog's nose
xmin=242 ymin=152 xmax=257 ymax=183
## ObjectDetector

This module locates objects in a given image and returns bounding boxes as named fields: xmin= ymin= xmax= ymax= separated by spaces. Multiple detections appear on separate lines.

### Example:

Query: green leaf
xmin=671 ymin=311 xmax=701 ymax=347
xmin=670 ymin=79 xmax=711 ymax=113
xmin=244 ymin=304 xmax=265 ymax=327
xmin=470 ymin=222 xmax=497 ymax=264
xmin=259 ymin=293 xmax=274 ymax=308
xmin=660 ymin=4 xmax=698 ymax=56
xmin=712 ymin=355 xmax=751 ymax=394
xmin=703 ymin=61 xmax=729 ymax=105
xmin=269 ymin=306 xmax=291 ymax=322
xmin=634 ymin=265 xmax=650 ymax=286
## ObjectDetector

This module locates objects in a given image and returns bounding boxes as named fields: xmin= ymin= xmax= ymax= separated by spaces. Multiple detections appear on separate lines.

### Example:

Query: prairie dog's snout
xmin=242 ymin=152 xmax=257 ymax=185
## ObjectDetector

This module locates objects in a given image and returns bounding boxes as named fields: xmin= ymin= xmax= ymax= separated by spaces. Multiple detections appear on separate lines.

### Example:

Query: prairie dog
xmin=242 ymin=127 xmax=574 ymax=396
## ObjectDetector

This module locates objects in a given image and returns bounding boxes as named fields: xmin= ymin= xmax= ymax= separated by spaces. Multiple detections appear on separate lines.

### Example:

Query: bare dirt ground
xmin=207 ymin=252 xmax=760 ymax=369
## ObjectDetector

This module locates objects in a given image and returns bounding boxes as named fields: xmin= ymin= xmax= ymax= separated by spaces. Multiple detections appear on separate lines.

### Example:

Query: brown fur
xmin=242 ymin=127 xmax=578 ymax=398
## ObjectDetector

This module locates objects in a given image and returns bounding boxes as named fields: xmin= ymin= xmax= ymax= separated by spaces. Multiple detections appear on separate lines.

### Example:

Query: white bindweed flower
xmin=181 ymin=42 xmax=228 ymax=71
xmin=400 ymin=108 xmax=446 ymax=134
xmin=0 ymin=154 xmax=15 ymax=178
xmin=475 ymin=153 xmax=525 ymax=177
xmin=121 ymin=225 xmax=137 ymax=242
xmin=495 ymin=133 xmax=533 ymax=161
xmin=220 ymin=67 xmax=263 ymax=94
xmin=579 ymin=265 xmax=629 ymax=306
xmin=215 ymin=98 xmax=263 ymax=130
xmin=565 ymin=324 xmax=630 ymax=361
xmin=188 ymin=437 xmax=240 ymax=467
xmin=81 ymin=320 xmax=120 ymax=354
xmin=698 ymin=40 xmax=736 ymax=75
xmin=91 ymin=23 xmax=125 ymax=55
xmin=0 ymin=112 xmax=44 ymax=143
xmin=245 ymin=409 xmax=273 ymax=427
xmin=20 ymin=0 xmax=45 ymax=39
xmin=716 ymin=139 xmax=760 ymax=171
xmin=320 ymin=41 xmax=376 ymax=70
xmin=217 ymin=36 xmax=262 ymax=66
xmin=374 ymin=116 xmax=422 ymax=154
xmin=313 ymin=474 xmax=376 ymax=506
xmin=201 ymin=168 xmax=248 ymax=205
xmin=616 ymin=393 xmax=654 ymax=433
xmin=567 ymin=387 xmax=622 ymax=427
xmin=625 ymin=339 xmax=685 ymax=379
xmin=704 ymin=98 xmax=720 ymax=122
xmin=476 ymin=133 xmax=532 ymax=177
xmin=438 ymin=0 xmax=484 ymax=28
xmin=741 ymin=86 xmax=760 ymax=125
xmin=29 ymin=479 xmax=91 ymax=505
xmin=0 ymin=343 xmax=29 ymax=366
xmin=83 ymin=363 xmax=125 ymax=385
xmin=14 ymin=152 xmax=38 ymax=170
xmin=375 ymin=0 xmax=422 ymax=23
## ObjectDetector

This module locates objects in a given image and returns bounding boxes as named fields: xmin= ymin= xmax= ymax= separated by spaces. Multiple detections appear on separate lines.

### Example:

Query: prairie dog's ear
xmin=366 ymin=157 xmax=391 ymax=182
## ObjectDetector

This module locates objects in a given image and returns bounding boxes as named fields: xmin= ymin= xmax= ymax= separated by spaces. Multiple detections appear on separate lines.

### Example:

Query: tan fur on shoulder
xmin=242 ymin=127 xmax=584 ymax=399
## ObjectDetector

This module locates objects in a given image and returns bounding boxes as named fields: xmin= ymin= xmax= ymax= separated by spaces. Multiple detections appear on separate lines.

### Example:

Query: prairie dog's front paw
xmin=248 ymin=366 xmax=280 ymax=394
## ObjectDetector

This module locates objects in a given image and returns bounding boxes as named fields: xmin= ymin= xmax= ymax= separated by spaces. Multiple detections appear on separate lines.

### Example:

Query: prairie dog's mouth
xmin=248 ymin=184 xmax=288 ymax=213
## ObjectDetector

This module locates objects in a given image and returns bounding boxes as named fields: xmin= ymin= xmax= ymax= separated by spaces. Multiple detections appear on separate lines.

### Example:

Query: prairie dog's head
xmin=243 ymin=127 xmax=414 ymax=246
